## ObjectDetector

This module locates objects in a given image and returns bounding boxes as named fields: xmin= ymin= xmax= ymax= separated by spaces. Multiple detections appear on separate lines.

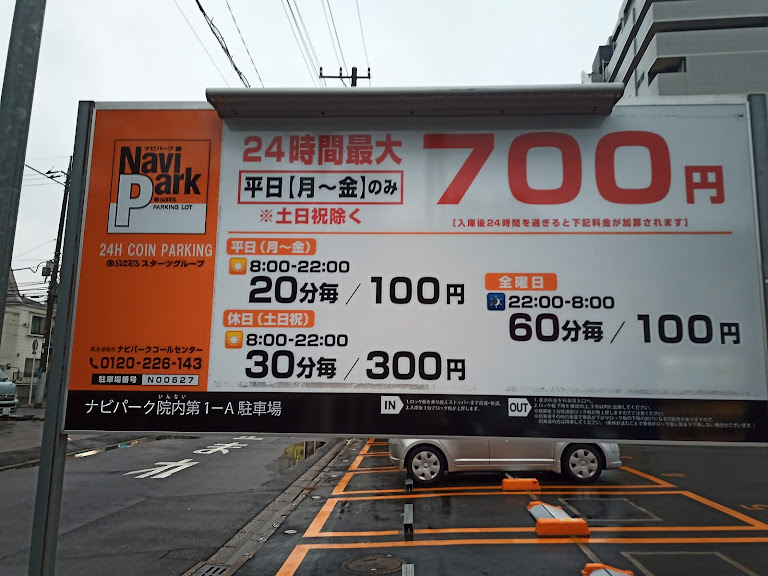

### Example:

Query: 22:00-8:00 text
xmin=509 ymin=295 xmax=615 ymax=309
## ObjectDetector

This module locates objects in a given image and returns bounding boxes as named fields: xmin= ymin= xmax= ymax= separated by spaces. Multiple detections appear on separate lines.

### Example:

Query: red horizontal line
xmin=237 ymin=202 xmax=402 ymax=205
xmin=238 ymin=169 xmax=403 ymax=174
xmin=228 ymin=230 xmax=732 ymax=235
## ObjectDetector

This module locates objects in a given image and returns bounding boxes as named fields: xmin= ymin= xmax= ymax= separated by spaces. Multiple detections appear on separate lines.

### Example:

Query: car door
xmin=488 ymin=437 xmax=556 ymax=471
xmin=440 ymin=438 xmax=490 ymax=470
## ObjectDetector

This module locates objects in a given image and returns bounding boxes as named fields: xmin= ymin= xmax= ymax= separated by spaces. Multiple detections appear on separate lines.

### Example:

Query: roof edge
xmin=206 ymin=84 xmax=626 ymax=118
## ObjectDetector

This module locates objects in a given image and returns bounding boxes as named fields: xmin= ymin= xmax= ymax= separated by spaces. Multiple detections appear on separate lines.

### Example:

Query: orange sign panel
xmin=67 ymin=109 xmax=222 ymax=392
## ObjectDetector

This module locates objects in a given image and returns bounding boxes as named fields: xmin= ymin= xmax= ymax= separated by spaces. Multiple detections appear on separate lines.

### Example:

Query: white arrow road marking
xmin=125 ymin=458 xmax=199 ymax=479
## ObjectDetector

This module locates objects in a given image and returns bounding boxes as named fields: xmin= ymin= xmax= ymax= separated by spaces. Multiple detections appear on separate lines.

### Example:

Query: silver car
xmin=389 ymin=438 xmax=621 ymax=485
xmin=0 ymin=367 xmax=19 ymax=416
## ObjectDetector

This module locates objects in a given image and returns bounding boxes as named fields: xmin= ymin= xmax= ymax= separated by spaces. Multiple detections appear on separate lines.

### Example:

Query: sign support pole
xmin=0 ymin=0 xmax=47 ymax=346
xmin=749 ymin=94 xmax=768 ymax=344
xmin=28 ymin=101 xmax=93 ymax=576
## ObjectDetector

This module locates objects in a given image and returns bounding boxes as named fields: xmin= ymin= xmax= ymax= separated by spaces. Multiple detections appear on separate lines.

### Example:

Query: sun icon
xmin=225 ymin=331 xmax=243 ymax=348
xmin=229 ymin=258 xmax=247 ymax=274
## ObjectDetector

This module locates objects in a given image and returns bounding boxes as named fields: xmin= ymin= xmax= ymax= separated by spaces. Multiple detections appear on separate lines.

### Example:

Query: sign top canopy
xmin=205 ymin=84 xmax=626 ymax=118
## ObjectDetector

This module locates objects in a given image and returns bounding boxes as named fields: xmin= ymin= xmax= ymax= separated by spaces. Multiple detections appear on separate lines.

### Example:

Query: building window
xmin=648 ymin=57 xmax=686 ymax=85
xmin=623 ymin=1 xmax=632 ymax=25
xmin=637 ymin=71 xmax=646 ymax=89
xmin=24 ymin=358 xmax=41 ymax=378
xmin=30 ymin=315 xmax=44 ymax=336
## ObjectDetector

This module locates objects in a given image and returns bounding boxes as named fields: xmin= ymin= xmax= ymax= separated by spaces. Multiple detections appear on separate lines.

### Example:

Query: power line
xmin=12 ymin=258 xmax=52 ymax=262
xmin=280 ymin=0 xmax=319 ymax=86
xmin=24 ymin=164 xmax=65 ymax=186
xmin=326 ymin=0 xmax=348 ymax=75
xmin=194 ymin=0 xmax=251 ymax=87
xmin=21 ymin=182 xmax=67 ymax=188
xmin=225 ymin=0 xmax=264 ymax=87
xmin=355 ymin=0 xmax=371 ymax=86
xmin=26 ymin=154 xmax=70 ymax=161
xmin=23 ymin=173 xmax=57 ymax=179
xmin=12 ymin=238 xmax=56 ymax=259
xmin=321 ymin=0 xmax=343 ymax=77
xmin=171 ymin=0 xmax=230 ymax=86
xmin=292 ymin=0 xmax=322 ymax=74
xmin=285 ymin=0 xmax=322 ymax=85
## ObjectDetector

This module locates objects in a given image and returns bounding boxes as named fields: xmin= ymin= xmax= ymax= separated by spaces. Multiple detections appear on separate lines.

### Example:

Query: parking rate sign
xmin=64 ymin=101 xmax=768 ymax=442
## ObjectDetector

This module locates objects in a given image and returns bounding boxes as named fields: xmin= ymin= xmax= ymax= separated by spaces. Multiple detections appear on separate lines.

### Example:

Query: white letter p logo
xmin=115 ymin=174 xmax=153 ymax=227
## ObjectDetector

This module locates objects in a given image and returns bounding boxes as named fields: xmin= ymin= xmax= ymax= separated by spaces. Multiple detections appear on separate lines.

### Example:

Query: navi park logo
xmin=108 ymin=139 xmax=210 ymax=234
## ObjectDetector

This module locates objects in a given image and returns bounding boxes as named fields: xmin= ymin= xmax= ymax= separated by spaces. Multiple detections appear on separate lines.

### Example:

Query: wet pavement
xmin=0 ymin=406 xmax=177 ymax=470
xmin=5 ymin=413 xmax=768 ymax=575
xmin=223 ymin=438 xmax=768 ymax=576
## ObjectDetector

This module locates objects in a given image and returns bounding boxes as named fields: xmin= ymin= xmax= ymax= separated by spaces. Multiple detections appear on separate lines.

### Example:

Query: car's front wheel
xmin=405 ymin=445 xmax=447 ymax=485
xmin=561 ymin=444 xmax=604 ymax=483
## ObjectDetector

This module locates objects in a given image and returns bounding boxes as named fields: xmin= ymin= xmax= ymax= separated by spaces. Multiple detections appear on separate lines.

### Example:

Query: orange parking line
xmin=304 ymin=498 xmax=338 ymax=538
xmin=539 ymin=484 xmax=664 ymax=490
xmin=276 ymin=537 xmax=768 ymax=576
xmin=585 ymin=537 xmax=768 ymax=543
xmin=416 ymin=527 xmax=534 ymax=535
xmin=348 ymin=457 xmax=397 ymax=472
xmin=418 ymin=525 xmax=768 ymax=535
xmin=345 ymin=468 xmax=399 ymax=475
xmin=331 ymin=470 xmax=400 ymax=495
xmin=360 ymin=452 xmax=391 ymax=457
xmin=314 ymin=529 xmax=402 ymax=537
xmin=312 ymin=490 xmax=768 ymax=539
xmin=311 ymin=524 xmax=768 ymax=539
xmin=332 ymin=473 xmax=353 ymax=495
xmin=340 ymin=490 xmax=683 ymax=502
xmin=336 ymin=482 xmax=672 ymax=496
xmin=348 ymin=454 xmax=366 ymax=471
xmin=305 ymin=491 xmax=679 ymax=538
xmin=358 ymin=439 xmax=375 ymax=456
xmin=621 ymin=466 xmax=676 ymax=488
xmin=276 ymin=545 xmax=311 ymax=576
xmin=333 ymin=466 xmax=674 ymax=496
xmin=590 ymin=526 xmax=767 ymax=532
xmin=682 ymin=491 xmax=768 ymax=529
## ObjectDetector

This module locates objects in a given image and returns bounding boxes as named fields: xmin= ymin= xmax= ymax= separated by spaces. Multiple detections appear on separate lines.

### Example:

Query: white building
xmin=587 ymin=0 xmax=768 ymax=97
xmin=1 ymin=271 xmax=50 ymax=399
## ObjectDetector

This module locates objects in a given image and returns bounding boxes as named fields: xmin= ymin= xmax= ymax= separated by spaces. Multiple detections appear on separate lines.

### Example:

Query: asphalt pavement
xmin=228 ymin=438 xmax=768 ymax=576
xmin=0 ymin=406 xmax=159 ymax=470
xmin=0 ymin=406 xmax=341 ymax=576
xmin=5 ymin=410 xmax=768 ymax=576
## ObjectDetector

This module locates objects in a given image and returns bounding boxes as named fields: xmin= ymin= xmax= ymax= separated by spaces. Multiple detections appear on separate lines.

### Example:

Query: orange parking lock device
xmin=581 ymin=563 xmax=634 ymax=576
xmin=527 ymin=501 xmax=590 ymax=537
xmin=501 ymin=477 xmax=541 ymax=491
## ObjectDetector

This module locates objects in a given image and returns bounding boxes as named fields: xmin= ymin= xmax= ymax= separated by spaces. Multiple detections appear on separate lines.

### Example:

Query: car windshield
xmin=0 ymin=368 xmax=10 ymax=382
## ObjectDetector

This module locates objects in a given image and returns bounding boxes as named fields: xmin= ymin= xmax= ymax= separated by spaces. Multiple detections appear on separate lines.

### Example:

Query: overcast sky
xmin=0 ymin=0 xmax=621 ymax=297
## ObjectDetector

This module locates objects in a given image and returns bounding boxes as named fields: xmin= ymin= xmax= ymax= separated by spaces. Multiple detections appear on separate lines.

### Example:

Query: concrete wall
xmin=634 ymin=28 xmax=768 ymax=96
xmin=595 ymin=0 xmax=768 ymax=97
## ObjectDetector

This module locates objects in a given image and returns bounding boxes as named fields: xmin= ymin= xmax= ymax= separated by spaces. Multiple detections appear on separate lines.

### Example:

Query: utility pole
xmin=0 ymin=0 xmax=48 ymax=347
xmin=35 ymin=157 xmax=70 ymax=406
xmin=319 ymin=66 xmax=371 ymax=87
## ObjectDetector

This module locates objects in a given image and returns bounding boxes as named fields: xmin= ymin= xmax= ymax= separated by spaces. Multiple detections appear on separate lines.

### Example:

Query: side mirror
xmin=13 ymin=372 xmax=22 ymax=383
